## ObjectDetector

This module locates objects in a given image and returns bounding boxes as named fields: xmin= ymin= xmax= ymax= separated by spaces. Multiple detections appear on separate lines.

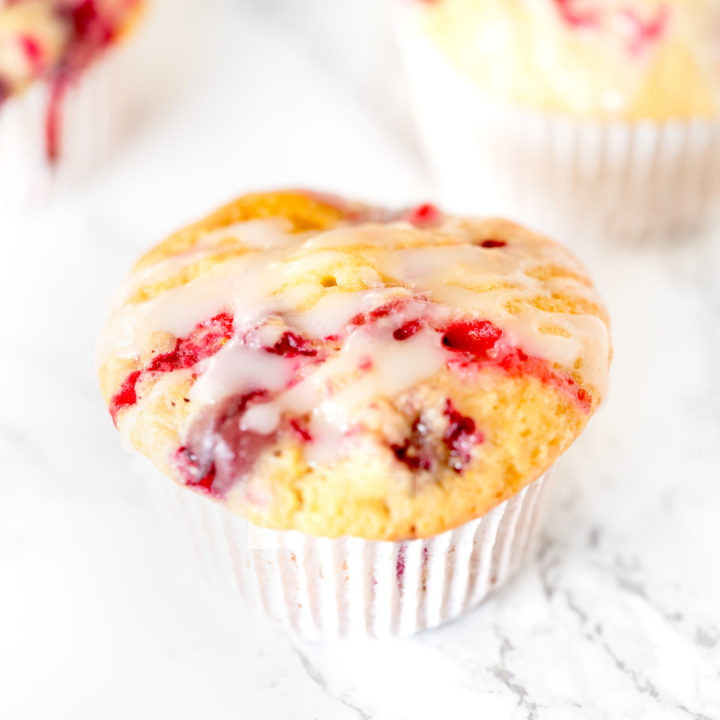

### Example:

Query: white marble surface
xmin=2 ymin=1 xmax=720 ymax=718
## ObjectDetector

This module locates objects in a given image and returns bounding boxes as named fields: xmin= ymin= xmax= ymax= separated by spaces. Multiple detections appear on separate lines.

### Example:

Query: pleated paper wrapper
xmin=152 ymin=470 xmax=555 ymax=639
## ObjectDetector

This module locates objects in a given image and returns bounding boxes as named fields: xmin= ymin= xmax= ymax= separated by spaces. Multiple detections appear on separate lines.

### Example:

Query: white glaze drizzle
xmin=101 ymin=214 xmax=610 ymax=457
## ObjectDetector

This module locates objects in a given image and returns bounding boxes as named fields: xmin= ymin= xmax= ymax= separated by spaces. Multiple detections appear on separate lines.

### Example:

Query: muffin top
xmin=98 ymin=191 xmax=611 ymax=540
xmin=0 ymin=0 xmax=141 ymax=145
xmin=413 ymin=0 xmax=720 ymax=120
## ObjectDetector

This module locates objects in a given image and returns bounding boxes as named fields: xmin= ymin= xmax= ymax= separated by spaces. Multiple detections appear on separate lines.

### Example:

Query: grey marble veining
xmin=1 ymin=1 xmax=719 ymax=718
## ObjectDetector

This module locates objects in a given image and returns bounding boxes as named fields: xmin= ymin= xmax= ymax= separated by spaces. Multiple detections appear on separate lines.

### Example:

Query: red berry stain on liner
xmin=289 ymin=417 xmax=313 ymax=443
xmin=396 ymin=544 xmax=407 ymax=581
xmin=109 ymin=312 xmax=234 ymax=424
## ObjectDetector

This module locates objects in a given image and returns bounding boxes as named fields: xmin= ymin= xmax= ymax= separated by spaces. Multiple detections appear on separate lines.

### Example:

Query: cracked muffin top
xmin=411 ymin=0 xmax=720 ymax=119
xmin=98 ymin=190 xmax=611 ymax=540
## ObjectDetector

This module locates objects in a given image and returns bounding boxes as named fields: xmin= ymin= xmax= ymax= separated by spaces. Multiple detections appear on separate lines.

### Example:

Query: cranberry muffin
xmin=0 ymin=0 xmax=144 ymax=206
xmin=402 ymin=0 xmax=720 ymax=239
xmin=416 ymin=0 xmax=720 ymax=119
xmin=98 ymin=190 xmax=610 ymax=541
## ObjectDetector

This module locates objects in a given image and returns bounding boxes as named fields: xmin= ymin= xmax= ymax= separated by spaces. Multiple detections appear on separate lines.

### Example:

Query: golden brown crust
xmin=98 ymin=191 xmax=611 ymax=540
xmin=133 ymin=191 xmax=352 ymax=271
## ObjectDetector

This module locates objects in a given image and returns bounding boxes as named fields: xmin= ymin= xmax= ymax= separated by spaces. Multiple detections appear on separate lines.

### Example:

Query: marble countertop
xmin=2 ymin=1 xmax=719 ymax=718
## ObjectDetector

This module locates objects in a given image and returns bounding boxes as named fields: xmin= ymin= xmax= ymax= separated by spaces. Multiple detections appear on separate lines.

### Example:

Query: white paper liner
xmin=0 ymin=44 xmax=130 ymax=211
xmin=400 ymin=28 xmax=720 ymax=243
xmin=151 ymin=470 xmax=555 ymax=639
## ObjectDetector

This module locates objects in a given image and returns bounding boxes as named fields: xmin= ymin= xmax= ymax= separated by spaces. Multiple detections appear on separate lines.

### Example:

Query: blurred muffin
xmin=401 ymin=0 xmax=720 ymax=240
xmin=98 ymin=190 xmax=611 ymax=636
xmin=0 ymin=0 xmax=144 ymax=206
xmin=421 ymin=0 xmax=720 ymax=119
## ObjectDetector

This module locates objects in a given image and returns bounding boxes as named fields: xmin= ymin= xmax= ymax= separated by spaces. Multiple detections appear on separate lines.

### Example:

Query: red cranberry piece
xmin=391 ymin=416 xmax=434 ymax=472
xmin=109 ymin=312 xmax=234 ymax=424
xmin=442 ymin=319 xmax=503 ymax=358
xmin=443 ymin=399 xmax=482 ymax=472
xmin=349 ymin=300 xmax=399 ymax=328
xmin=576 ymin=387 xmax=590 ymax=409
xmin=396 ymin=544 xmax=407 ymax=581
xmin=405 ymin=203 xmax=443 ymax=227
xmin=267 ymin=331 xmax=317 ymax=358
xmin=66 ymin=1 xmax=113 ymax=46
xmin=622 ymin=7 xmax=669 ymax=54
xmin=498 ymin=348 xmax=592 ymax=413
xmin=19 ymin=35 xmax=44 ymax=72
xmin=109 ymin=369 xmax=141 ymax=424
xmin=357 ymin=355 xmax=374 ymax=372
xmin=174 ymin=447 xmax=218 ymax=496
xmin=289 ymin=417 xmax=313 ymax=443
xmin=480 ymin=239 xmax=507 ymax=249
xmin=553 ymin=0 xmax=599 ymax=27
xmin=174 ymin=390 xmax=271 ymax=499
xmin=393 ymin=319 xmax=421 ymax=341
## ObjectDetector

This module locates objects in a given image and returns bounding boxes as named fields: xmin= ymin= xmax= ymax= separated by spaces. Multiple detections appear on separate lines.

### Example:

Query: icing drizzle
xmin=101 ymin=207 xmax=610 ymax=496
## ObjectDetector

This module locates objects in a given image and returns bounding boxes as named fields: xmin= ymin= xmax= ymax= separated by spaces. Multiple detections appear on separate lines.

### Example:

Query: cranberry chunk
xmin=392 ymin=416 xmax=434 ymax=472
xmin=109 ymin=370 xmax=141 ymax=423
xmin=442 ymin=319 xmax=503 ymax=359
xmin=174 ymin=447 xmax=218 ymax=496
xmin=405 ymin=203 xmax=443 ymax=227
xmin=480 ymin=239 xmax=507 ymax=249
xmin=147 ymin=312 xmax=234 ymax=374
xmin=267 ymin=331 xmax=317 ymax=358
xmin=443 ymin=400 xmax=482 ymax=472
xmin=553 ymin=0 xmax=599 ymax=27
xmin=289 ymin=417 xmax=313 ymax=443
xmin=173 ymin=390 xmax=271 ymax=499
xmin=622 ymin=7 xmax=669 ymax=54
xmin=393 ymin=319 xmax=422 ymax=341
xmin=391 ymin=400 xmax=483 ymax=475
xmin=109 ymin=312 xmax=234 ymax=425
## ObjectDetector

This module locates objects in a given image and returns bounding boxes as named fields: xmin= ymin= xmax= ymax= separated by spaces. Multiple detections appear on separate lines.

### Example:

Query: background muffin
xmin=0 ymin=0 xmax=144 ymax=207
xmin=98 ymin=190 xmax=610 ymax=635
xmin=401 ymin=0 xmax=720 ymax=241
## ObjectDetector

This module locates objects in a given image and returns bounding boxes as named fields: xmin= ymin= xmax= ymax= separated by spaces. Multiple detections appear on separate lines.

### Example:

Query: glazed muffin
xmin=0 ymin=0 xmax=143 ymax=204
xmin=401 ymin=0 xmax=720 ymax=240
xmin=418 ymin=0 xmax=720 ymax=120
xmin=98 ymin=190 xmax=610 ymax=542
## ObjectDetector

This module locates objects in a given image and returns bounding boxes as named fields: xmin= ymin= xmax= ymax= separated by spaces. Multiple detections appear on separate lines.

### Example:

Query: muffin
xmin=0 ymin=0 xmax=144 ymax=206
xmin=401 ymin=0 xmax=720 ymax=240
xmin=98 ymin=190 xmax=611 ymax=636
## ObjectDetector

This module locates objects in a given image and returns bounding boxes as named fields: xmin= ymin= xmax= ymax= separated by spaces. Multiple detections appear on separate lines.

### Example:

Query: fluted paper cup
xmin=151 ymin=469 xmax=555 ymax=639
xmin=0 ymin=45 xmax=131 ymax=211
xmin=400 ymin=28 xmax=720 ymax=243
